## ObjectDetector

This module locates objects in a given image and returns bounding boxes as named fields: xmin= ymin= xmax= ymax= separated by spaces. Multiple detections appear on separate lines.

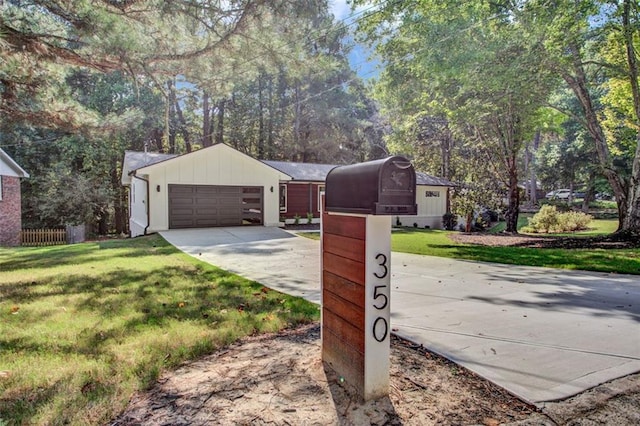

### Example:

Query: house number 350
xmin=372 ymin=253 xmax=389 ymax=343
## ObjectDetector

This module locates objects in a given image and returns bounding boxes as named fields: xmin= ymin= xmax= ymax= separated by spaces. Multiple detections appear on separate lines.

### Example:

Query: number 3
xmin=374 ymin=253 xmax=388 ymax=279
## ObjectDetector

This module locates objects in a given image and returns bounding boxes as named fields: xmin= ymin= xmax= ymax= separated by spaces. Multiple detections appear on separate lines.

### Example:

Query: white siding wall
xmin=129 ymin=175 xmax=149 ymax=237
xmin=138 ymin=144 xmax=287 ymax=232
xmin=396 ymin=185 xmax=448 ymax=229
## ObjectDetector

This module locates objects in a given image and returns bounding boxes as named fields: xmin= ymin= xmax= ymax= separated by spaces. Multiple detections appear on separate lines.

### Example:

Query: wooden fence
xmin=21 ymin=229 xmax=67 ymax=247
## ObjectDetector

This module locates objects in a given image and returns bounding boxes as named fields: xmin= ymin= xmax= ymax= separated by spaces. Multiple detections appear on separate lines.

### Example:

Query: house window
xmin=279 ymin=184 xmax=287 ymax=213
xmin=425 ymin=190 xmax=440 ymax=197
xmin=317 ymin=184 xmax=325 ymax=212
xmin=0 ymin=176 xmax=3 ymax=201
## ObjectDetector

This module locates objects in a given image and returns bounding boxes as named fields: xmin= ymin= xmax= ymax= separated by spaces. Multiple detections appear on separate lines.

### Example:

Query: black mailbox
xmin=325 ymin=156 xmax=417 ymax=215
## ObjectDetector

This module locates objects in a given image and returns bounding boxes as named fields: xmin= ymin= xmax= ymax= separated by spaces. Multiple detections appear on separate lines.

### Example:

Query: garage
xmin=168 ymin=184 xmax=263 ymax=229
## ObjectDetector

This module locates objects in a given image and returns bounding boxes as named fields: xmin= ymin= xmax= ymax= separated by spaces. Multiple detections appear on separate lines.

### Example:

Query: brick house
xmin=0 ymin=148 xmax=29 ymax=246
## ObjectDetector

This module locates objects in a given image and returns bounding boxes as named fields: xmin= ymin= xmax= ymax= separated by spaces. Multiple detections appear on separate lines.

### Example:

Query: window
xmin=425 ymin=190 xmax=440 ymax=197
xmin=317 ymin=184 xmax=325 ymax=212
xmin=279 ymin=184 xmax=287 ymax=212
xmin=0 ymin=176 xmax=3 ymax=201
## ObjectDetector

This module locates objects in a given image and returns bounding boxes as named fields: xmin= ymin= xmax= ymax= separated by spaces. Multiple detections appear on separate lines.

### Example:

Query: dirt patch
xmin=110 ymin=324 xmax=535 ymax=425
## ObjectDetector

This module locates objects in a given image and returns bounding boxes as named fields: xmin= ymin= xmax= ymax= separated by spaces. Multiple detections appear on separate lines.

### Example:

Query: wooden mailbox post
xmin=321 ymin=156 xmax=417 ymax=401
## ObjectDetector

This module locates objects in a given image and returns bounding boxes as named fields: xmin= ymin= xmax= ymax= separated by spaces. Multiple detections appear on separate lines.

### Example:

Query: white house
xmin=122 ymin=143 xmax=454 ymax=237
xmin=122 ymin=144 xmax=291 ymax=237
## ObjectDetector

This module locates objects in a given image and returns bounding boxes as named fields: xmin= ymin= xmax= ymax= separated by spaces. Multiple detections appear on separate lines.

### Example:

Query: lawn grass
xmin=0 ymin=235 xmax=319 ymax=425
xmin=390 ymin=228 xmax=640 ymax=274
xmin=299 ymin=225 xmax=640 ymax=274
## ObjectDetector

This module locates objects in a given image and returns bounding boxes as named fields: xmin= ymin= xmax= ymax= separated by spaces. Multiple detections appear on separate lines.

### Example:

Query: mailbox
xmin=325 ymin=156 xmax=417 ymax=215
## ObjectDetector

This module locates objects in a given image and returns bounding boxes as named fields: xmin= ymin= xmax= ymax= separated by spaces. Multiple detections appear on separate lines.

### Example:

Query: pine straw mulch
xmin=449 ymin=231 xmax=640 ymax=249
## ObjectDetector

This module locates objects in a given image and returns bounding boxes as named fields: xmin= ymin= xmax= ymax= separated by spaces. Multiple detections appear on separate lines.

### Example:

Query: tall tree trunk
xmin=111 ymin=161 xmax=126 ymax=235
xmin=505 ymin=154 xmax=520 ymax=233
xmin=267 ymin=74 xmax=274 ymax=160
xmin=167 ymin=79 xmax=177 ymax=154
xmin=202 ymin=91 xmax=212 ymax=147
xmin=529 ymin=130 xmax=540 ymax=206
xmin=294 ymin=82 xmax=301 ymax=160
xmin=174 ymin=97 xmax=191 ymax=153
xmin=258 ymin=73 xmax=265 ymax=159
xmin=563 ymin=43 xmax=627 ymax=230
xmin=441 ymin=128 xmax=452 ymax=180
xmin=621 ymin=0 xmax=640 ymax=235
xmin=215 ymin=99 xmax=225 ymax=145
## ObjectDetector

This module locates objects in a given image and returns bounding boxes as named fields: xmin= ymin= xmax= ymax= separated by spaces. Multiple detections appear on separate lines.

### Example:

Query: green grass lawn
xmin=301 ymin=223 xmax=640 ymax=274
xmin=390 ymin=228 xmax=640 ymax=274
xmin=0 ymin=235 xmax=319 ymax=425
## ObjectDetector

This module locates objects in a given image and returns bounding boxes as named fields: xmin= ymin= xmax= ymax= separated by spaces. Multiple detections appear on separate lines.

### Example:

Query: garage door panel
xmin=171 ymin=196 xmax=195 ymax=204
xmin=171 ymin=186 xmax=196 ymax=194
xmin=169 ymin=184 xmax=262 ymax=229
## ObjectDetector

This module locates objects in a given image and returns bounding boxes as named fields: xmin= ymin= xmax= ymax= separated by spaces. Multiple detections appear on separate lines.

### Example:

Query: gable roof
xmin=261 ymin=160 xmax=337 ymax=182
xmin=0 ymin=148 xmax=29 ymax=178
xmin=121 ymin=150 xmax=178 ymax=185
xmin=263 ymin=159 xmax=455 ymax=187
xmin=121 ymin=146 xmax=455 ymax=188
xmin=416 ymin=172 xmax=455 ymax=187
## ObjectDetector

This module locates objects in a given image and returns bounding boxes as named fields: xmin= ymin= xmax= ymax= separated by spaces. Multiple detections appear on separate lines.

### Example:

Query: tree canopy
xmin=353 ymin=0 xmax=640 ymax=235
xmin=1 ymin=0 xmax=385 ymax=233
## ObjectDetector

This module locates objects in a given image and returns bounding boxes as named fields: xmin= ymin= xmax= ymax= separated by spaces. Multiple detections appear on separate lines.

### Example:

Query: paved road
xmin=161 ymin=227 xmax=640 ymax=406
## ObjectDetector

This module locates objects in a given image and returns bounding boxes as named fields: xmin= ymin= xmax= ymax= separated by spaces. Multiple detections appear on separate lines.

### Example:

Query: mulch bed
xmin=449 ymin=232 xmax=640 ymax=249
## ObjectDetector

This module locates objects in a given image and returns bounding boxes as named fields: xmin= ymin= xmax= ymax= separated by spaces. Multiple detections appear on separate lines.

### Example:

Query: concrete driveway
xmin=160 ymin=227 xmax=640 ymax=406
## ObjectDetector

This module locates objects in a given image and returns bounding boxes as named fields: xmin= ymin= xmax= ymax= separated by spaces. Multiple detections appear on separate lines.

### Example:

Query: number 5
xmin=373 ymin=285 xmax=388 ymax=310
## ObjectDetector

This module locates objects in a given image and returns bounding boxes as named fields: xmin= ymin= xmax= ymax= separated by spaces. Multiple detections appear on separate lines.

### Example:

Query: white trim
xmin=0 ymin=148 xmax=29 ymax=178
xmin=364 ymin=215 xmax=392 ymax=400
xmin=317 ymin=185 xmax=325 ymax=212
xmin=279 ymin=184 xmax=287 ymax=213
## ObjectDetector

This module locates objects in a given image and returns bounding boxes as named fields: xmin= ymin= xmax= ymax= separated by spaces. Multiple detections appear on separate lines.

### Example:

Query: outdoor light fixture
xmin=270 ymin=186 xmax=274 ymax=192
xmin=156 ymin=185 xmax=160 ymax=192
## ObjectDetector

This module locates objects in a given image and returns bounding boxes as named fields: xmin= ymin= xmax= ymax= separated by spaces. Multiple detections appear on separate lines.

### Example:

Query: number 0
xmin=373 ymin=317 xmax=388 ymax=342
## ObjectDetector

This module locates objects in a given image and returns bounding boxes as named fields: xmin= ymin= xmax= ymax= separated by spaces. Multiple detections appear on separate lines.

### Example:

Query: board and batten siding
xmin=136 ymin=144 xmax=289 ymax=232
xmin=397 ymin=185 xmax=448 ymax=229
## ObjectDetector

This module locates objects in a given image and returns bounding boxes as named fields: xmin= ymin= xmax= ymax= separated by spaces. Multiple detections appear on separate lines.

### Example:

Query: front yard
xmin=0 ymin=235 xmax=319 ymax=425
xmin=390 ymin=228 xmax=640 ymax=274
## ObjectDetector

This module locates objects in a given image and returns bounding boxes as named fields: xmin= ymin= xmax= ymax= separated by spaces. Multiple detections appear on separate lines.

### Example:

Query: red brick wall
xmin=0 ymin=176 xmax=22 ymax=246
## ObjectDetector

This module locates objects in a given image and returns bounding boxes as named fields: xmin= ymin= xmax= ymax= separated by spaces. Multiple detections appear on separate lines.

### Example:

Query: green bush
xmin=442 ymin=212 xmax=457 ymax=230
xmin=522 ymin=205 xmax=593 ymax=233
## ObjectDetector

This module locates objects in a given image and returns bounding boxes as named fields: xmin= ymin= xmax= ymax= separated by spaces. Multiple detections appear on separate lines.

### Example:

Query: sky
xmin=328 ymin=0 xmax=380 ymax=79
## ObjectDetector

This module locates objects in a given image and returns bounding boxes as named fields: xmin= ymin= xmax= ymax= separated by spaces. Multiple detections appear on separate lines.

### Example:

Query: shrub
xmin=442 ymin=212 xmax=457 ymax=230
xmin=559 ymin=211 xmax=593 ymax=232
xmin=306 ymin=212 xmax=314 ymax=224
xmin=525 ymin=205 xmax=593 ymax=233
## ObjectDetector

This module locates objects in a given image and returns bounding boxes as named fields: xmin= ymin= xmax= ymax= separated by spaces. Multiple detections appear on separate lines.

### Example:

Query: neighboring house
xmin=0 ymin=148 xmax=29 ymax=246
xmin=122 ymin=144 xmax=455 ymax=237
xmin=121 ymin=144 xmax=291 ymax=237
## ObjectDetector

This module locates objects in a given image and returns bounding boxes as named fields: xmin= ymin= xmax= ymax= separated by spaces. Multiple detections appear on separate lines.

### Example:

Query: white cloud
xmin=329 ymin=0 xmax=352 ymax=20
